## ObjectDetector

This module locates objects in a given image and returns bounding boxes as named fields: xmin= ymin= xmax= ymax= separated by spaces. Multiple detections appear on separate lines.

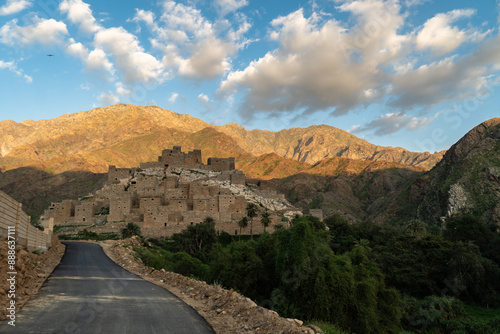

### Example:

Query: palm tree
xmin=246 ymin=203 xmax=258 ymax=239
xmin=261 ymin=210 xmax=271 ymax=233
xmin=238 ymin=216 xmax=249 ymax=241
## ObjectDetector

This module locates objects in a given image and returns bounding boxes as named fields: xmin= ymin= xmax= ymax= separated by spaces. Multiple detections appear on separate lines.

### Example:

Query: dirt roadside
xmin=0 ymin=237 xmax=65 ymax=322
xmin=99 ymin=237 xmax=322 ymax=334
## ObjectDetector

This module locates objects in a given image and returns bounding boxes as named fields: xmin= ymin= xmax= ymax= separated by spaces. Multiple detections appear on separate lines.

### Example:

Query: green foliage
xmin=238 ymin=216 xmax=249 ymax=239
xmin=308 ymin=321 xmax=350 ymax=334
xmin=121 ymin=222 xmax=141 ymax=238
xmin=95 ymin=205 xmax=110 ymax=216
xmin=246 ymin=203 xmax=258 ymax=218
xmin=171 ymin=218 xmax=217 ymax=260
xmin=134 ymin=245 xmax=208 ymax=280
xmin=126 ymin=213 xmax=500 ymax=334
xmin=217 ymin=231 xmax=233 ymax=246
xmin=444 ymin=214 xmax=496 ymax=255
xmin=171 ymin=252 xmax=209 ymax=278
xmin=261 ymin=210 xmax=271 ymax=232
xmin=271 ymin=217 xmax=401 ymax=333
xmin=402 ymin=295 xmax=500 ymax=333
xmin=208 ymin=241 xmax=267 ymax=299
xmin=58 ymin=229 xmax=119 ymax=240
xmin=78 ymin=229 xmax=98 ymax=239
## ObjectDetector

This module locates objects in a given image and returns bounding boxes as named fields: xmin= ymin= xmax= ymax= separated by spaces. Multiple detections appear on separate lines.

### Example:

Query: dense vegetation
xmin=132 ymin=215 xmax=500 ymax=333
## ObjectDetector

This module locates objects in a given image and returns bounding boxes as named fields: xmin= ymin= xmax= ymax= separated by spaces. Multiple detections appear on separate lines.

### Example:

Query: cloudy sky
xmin=1 ymin=0 xmax=499 ymax=152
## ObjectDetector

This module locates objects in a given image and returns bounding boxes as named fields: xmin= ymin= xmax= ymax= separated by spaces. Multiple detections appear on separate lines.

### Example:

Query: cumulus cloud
xmin=99 ymin=91 xmax=120 ymax=105
xmin=351 ymin=112 xmax=437 ymax=136
xmin=390 ymin=28 xmax=500 ymax=111
xmin=60 ymin=1 xmax=166 ymax=85
xmin=0 ymin=0 xmax=32 ymax=16
xmin=220 ymin=3 xmax=406 ymax=117
xmin=219 ymin=0 xmax=497 ymax=129
xmin=0 ymin=59 xmax=32 ymax=82
xmin=94 ymin=27 xmax=166 ymax=84
xmin=59 ymin=0 xmax=101 ymax=34
xmin=168 ymin=92 xmax=179 ymax=103
xmin=133 ymin=0 xmax=250 ymax=80
xmin=0 ymin=17 xmax=68 ymax=46
xmin=198 ymin=93 xmax=210 ymax=103
xmin=214 ymin=0 xmax=248 ymax=16
xmin=115 ymin=82 xmax=131 ymax=96
xmin=66 ymin=40 xmax=115 ymax=78
xmin=416 ymin=9 xmax=485 ymax=55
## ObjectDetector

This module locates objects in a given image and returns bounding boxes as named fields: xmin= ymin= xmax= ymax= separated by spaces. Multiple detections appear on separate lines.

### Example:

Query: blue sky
xmin=0 ymin=0 xmax=499 ymax=153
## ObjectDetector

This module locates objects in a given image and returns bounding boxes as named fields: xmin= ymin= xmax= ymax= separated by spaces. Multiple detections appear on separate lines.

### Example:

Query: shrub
xmin=121 ymin=222 xmax=141 ymax=238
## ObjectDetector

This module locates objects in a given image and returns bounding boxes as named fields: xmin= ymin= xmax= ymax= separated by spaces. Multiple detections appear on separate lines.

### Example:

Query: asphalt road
xmin=0 ymin=241 xmax=215 ymax=334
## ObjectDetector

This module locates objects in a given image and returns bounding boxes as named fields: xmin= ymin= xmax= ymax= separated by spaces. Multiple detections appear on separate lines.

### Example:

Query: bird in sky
xmin=47 ymin=54 xmax=54 ymax=57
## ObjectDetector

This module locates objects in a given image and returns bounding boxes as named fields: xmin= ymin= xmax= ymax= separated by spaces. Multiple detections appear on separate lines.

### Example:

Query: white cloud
xmin=416 ymin=9 xmax=482 ymax=55
xmin=67 ymin=40 xmax=114 ymax=78
xmin=168 ymin=92 xmax=179 ymax=103
xmin=0 ymin=0 xmax=32 ymax=16
xmin=130 ymin=9 xmax=155 ymax=28
xmin=133 ymin=0 xmax=250 ymax=80
xmin=59 ymin=0 xmax=100 ymax=34
xmin=220 ymin=1 xmax=499 ymax=127
xmin=99 ymin=91 xmax=120 ymax=105
xmin=352 ymin=112 xmax=437 ymax=136
xmin=404 ymin=0 xmax=430 ymax=6
xmin=0 ymin=59 xmax=32 ymax=82
xmin=198 ymin=93 xmax=210 ymax=103
xmin=220 ymin=4 xmax=407 ymax=117
xmin=214 ymin=0 xmax=248 ymax=16
xmin=94 ymin=27 xmax=165 ymax=84
xmin=177 ymin=38 xmax=234 ymax=78
xmin=115 ymin=82 xmax=131 ymax=96
xmin=0 ymin=17 xmax=68 ymax=46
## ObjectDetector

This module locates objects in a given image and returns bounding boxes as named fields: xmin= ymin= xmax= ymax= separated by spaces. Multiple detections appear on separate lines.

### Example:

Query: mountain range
xmin=0 ymin=104 xmax=443 ymax=175
xmin=0 ymin=104 xmax=497 ymax=226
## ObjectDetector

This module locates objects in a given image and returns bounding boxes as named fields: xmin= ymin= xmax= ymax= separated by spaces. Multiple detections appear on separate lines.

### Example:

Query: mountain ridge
xmin=0 ymin=104 xmax=443 ymax=173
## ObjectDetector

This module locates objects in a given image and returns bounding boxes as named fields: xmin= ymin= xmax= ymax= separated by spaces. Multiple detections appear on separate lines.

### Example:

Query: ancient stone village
xmin=40 ymin=146 xmax=306 ymax=238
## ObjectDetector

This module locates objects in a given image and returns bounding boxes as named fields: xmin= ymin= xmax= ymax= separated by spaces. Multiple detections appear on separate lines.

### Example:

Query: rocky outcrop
xmin=0 ymin=237 xmax=65 ymax=322
xmin=445 ymin=118 xmax=500 ymax=164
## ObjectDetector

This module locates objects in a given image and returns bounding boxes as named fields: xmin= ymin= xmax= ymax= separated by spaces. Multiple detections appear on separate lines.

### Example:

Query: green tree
xmin=208 ymin=241 xmax=265 ymax=298
xmin=246 ymin=203 xmax=258 ymax=239
xmin=238 ymin=216 xmax=249 ymax=241
xmin=121 ymin=222 xmax=141 ymax=238
xmin=444 ymin=214 xmax=495 ymax=254
xmin=272 ymin=217 xmax=401 ymax=333
xmin=261 ymin=210 xmax=271 ymax=233
xmin=172 ymin=217 xmax=217 ymax=260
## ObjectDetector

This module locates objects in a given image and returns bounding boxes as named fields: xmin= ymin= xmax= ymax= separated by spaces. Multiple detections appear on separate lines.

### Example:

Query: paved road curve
xmin=0 ymin=242 xmax=215 ymax=334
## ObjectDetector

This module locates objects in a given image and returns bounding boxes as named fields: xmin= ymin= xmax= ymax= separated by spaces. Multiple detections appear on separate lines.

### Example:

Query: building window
xmin=83 ymin=218 xmax=86 ymax=222
xmin=164 ymin=223 xmax=167 ymax=227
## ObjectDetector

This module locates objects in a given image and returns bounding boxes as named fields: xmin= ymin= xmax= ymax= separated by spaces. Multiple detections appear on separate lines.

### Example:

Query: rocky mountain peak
xmin=445 ymin=118 xmax=500 ymax=164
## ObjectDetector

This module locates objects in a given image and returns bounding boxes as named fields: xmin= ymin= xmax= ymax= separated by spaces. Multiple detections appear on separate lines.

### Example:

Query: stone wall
xmin=207 ymin=157 xmax=236 ymax=171
xmin=0 ymin=191 xmax=53 ymax=251
xmin=108 ymin=165 xmax=132 ymax=183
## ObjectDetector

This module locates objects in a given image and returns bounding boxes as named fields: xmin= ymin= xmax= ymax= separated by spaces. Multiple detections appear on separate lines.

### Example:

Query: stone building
xmin=41 ymin=147 xmax=288 ymax=238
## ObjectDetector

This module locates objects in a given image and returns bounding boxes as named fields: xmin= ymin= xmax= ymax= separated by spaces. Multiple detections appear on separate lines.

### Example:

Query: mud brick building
xmin=41 ymin=147 xmax=289 ymax=237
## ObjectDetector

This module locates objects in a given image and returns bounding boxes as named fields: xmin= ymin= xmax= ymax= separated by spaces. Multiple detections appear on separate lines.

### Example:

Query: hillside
xmin=0 ymin=104 xmax=442 ymax=175
xmin=260 ymin=157 xmax=423 ymax=221
xmin=219 ymin=123 xmax=444 ymax=169
xmin=381 ymin=118 xmax=500 ymax=224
